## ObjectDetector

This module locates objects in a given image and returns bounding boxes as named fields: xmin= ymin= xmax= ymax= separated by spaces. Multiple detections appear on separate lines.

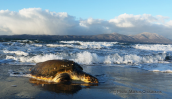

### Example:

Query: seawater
xmin=1 ymin=39 xmax=172 ymax=72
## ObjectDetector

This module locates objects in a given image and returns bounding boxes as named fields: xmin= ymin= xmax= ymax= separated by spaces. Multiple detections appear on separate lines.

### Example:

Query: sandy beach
xmin=0 ymin=64 xmax=172 ymax=99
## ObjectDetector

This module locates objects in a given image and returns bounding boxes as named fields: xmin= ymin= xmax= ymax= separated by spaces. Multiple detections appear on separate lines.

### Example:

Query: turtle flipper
xmin=53 ymin=73 xmax=71 ymax=82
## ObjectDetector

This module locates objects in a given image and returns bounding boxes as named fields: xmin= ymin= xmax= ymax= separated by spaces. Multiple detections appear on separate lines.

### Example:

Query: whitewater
xmin=1 ymin=39 xmax=172 ymax=73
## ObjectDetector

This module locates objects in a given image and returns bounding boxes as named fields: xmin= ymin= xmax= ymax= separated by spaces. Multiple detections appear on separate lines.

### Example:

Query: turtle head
xmin=81 ymin=73 xmax=99 ymax=84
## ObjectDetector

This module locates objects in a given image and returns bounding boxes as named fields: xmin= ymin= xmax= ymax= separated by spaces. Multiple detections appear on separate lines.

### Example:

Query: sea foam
xmin=6 ymin=54 xmax=63 ymax=64
xmin=139 ymin=63 xmax=172 ymax=73
xmin=5 ymin=51 xmax=167 ymax=65
xmin=134 ymin=44 xmax=172 ymax=51
xmin=1 ymin=40 xmax=172 ymax=73
xmin=60 ymin=41 xmax=118 ymax=49
xmin=3 ymin=50 xmax=28 ymax=56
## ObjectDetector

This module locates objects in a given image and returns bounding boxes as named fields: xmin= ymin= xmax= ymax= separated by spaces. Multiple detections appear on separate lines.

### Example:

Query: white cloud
xmin=109 ymin=14 xmax=159 ymax=27
xmin=0 ymin=8 xmax=78 ymax=35
xmin=0 ymin=8 xmax=172 ymax=39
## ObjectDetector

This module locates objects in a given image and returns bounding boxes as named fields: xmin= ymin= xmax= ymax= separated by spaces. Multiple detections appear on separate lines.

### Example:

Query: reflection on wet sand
xmin=29 ymin=78 xmax=98 ymax=94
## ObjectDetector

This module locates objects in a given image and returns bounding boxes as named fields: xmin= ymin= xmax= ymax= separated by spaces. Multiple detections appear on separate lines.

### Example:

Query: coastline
xmin=0 ymin=64 xmax=172 ymax=99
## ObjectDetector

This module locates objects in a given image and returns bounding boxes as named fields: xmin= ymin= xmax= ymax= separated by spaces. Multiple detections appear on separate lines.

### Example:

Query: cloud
xmin=0 ymin=8 xmax=172 ymax=39
xmin=109 ymin=14 xmax=172 ymax=37
xmin=0 ymin=8 xmax=78 ymax=35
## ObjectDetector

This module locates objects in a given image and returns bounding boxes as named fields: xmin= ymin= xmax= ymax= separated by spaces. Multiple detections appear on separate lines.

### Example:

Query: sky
xmin=0 ymin=0 xmax=172 ymax=39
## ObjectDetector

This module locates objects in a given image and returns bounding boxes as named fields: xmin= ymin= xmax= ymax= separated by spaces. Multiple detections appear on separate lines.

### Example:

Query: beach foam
xmin=8 ymin=69 xmax=31 ymax=77
xmin=138 ymin=63 xmax=172 ymax=73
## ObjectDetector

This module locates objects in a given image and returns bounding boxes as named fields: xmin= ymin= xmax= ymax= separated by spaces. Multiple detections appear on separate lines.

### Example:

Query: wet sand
xmin=0 ymin=64 xmax=172 ymax=99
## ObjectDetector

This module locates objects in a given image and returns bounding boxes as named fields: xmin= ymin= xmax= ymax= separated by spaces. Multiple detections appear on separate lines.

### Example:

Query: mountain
xmin=90 ymin=32 xmax=136 ymax=42
xmin=0 ymin=32 xmax=172 ymax=44
xmin=90 ymin=32 xmax=172 ymax=44
xmin=132 ymin=32 xmax=172 ymax=44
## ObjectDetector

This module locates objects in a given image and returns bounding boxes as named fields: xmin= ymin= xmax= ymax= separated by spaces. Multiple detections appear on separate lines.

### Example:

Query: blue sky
xmin=0 ymin=0 xmax=171 ymax=20
xmin=0 ymin=0 xmax=172 ymax=38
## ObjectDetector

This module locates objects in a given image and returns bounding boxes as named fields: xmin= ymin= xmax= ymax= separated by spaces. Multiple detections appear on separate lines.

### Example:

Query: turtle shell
xmin=30 ymin=60 xmax=83 ymax=78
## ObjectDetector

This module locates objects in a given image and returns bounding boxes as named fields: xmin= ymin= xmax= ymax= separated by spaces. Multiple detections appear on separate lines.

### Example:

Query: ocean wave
xmin=74 ymin=51 xmax=104 ymax=64
xmin=3 ymin=50 xmax=28 ymax=56
xmin=46 ymin=44 xmax=73 ymax=47
xmin=1 ymin=40 xmax=172 ymax=73
xmin=138 ymin=63 xmax=172 ymax=73
xmin=12 ymin=40 xmax=41 ymax=44
xmin=134 ymin=44 xmax=172 ymax=52
xmin=5 ymin=51 xmax=167 ymax=65
xmin=6 ymin=54 xmax=63 ymax=64
xmin=32 ymin=44 xmax=43 ymax=47
xmin=60 ymin=41 xmax=82 ymax=44
xmin=60 ymin=41 xmax=118 ymax=49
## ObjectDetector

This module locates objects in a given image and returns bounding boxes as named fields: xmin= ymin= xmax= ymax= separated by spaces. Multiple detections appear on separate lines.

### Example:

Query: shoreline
xmin=0 ymin=64 xmax=172 ymax=99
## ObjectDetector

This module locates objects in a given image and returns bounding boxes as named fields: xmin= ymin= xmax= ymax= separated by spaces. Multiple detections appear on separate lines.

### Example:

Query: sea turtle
xmin=30 ymin=60 xmax=99 ymax=83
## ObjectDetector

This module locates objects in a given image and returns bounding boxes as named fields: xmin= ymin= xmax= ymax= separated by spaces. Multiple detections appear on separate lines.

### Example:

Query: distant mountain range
xmin=0 ymin=32 xmax=172 ymax=44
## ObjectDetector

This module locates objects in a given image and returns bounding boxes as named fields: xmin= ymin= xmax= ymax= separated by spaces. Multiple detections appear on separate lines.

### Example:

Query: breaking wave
xmin=5 ymin=51 xmax=167 ymax=65
xmin=1 ymin=39 xmax=172 ymax=73
xmin=59 ymin=41 xmax=118 ymax=49
xmin=134 ymin=44 xmax=172 ymax=52
xmin=3 ymin=50 xmax=28 ymax=56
